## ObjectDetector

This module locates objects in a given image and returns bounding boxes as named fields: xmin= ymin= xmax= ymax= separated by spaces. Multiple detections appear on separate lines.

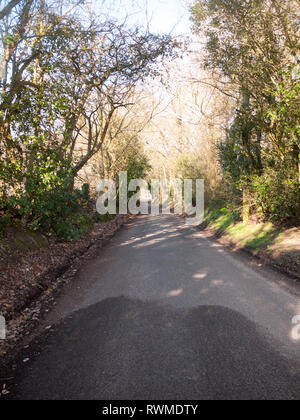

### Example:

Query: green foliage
xmin=0 ymin=215 xmax=11 ymax=235
xmin=191 ymin=0 xmax=300 ymax=225
xmin=53 ymin=219 xmax=80 ymax=243
xmin=176 ymin=154 xmax=204 ymax=181
xmin=206 ymin=204 xmax=282 ymax=251
xmin=0 ymin=3 xmax=177 ymax=241
xmin=54 ymin=211 xmax=94 ymax=243
xmin=98 ymin=130 xmax=152 ymax=196
xmin=126 ymin=152 xmax=152 ymax=185
xmin=206 ymin=207 xmax=241 ymax=234
xmin=80 ymin=184 xmax=91 ymax=204
xmin=252 ymin=170 xmax=300 ymax=224
xmin=93 ymin=213 xmax=115 ymax=223
xmin=175 ymin=154 xmax=206 ymax=203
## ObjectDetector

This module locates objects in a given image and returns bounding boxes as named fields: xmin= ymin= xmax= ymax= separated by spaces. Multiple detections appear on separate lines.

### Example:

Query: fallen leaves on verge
xmin=0 ymin=215 xmax=129 ymax=363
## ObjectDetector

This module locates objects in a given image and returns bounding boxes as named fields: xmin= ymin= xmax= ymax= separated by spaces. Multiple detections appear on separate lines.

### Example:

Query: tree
xmin=0 ymin=1 xmax=178 ymax=232
xmin=191 ymin=0 xmax=300 ymax=223
xmin=0 ymin=0 xmax=24 ymax=20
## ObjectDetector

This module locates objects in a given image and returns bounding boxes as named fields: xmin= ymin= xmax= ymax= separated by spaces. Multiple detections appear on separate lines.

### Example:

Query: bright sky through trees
xmin=92 ymin=0 xmax=190 ymax=35
xmin=140 ymin=0 xmax=190 ymax=34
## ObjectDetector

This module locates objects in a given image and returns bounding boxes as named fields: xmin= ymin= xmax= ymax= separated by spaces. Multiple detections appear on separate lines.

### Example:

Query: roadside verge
xmin=0 ymin=215 xmax=131 ymax=375
xmin=201 ymin=208 xmax=300 ymax=282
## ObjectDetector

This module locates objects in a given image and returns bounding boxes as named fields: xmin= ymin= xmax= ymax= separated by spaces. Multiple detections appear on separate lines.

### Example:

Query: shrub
xmin=252 ymin=169 xmax=300 ymax=225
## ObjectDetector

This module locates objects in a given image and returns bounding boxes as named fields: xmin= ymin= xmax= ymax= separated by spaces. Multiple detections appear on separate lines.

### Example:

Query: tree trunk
xmin=242 ymin=188 xmax=251 ymax=224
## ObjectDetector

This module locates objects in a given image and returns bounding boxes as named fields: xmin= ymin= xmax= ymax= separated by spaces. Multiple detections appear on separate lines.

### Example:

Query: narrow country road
xmin=12 ymin=215 xmax=300 ymax=400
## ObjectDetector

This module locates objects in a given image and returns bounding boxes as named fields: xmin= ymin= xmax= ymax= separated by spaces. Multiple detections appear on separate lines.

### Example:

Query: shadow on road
xmin=11 ymin=297 xmax=300 ymax=400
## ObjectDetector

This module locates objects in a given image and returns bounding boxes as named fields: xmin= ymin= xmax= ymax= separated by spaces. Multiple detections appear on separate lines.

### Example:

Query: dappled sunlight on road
xmin=50 ymin=214 xmax=300 ymax=357
xmin=166 ymin=288 xmax=184 ymax=297
xmin=25 ymin=213 xmax=299 ymax=402
xmin=193 ymin=272 xmax=207 ymax=281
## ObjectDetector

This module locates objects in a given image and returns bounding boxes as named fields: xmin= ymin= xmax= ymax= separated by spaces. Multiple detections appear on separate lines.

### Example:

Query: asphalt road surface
xmin=12 ymin=215 xmax=300 ymax=400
